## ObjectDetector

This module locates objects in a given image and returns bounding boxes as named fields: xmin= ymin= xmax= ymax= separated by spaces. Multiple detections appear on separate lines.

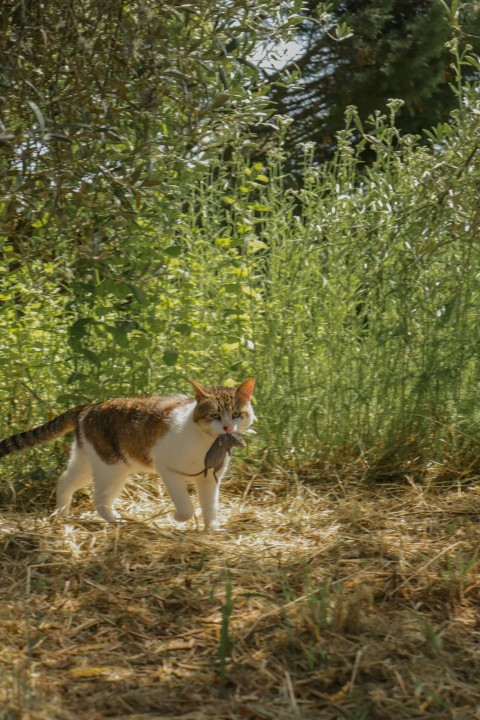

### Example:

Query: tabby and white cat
xmin=0 ymin=379 xmax=255 ymax=530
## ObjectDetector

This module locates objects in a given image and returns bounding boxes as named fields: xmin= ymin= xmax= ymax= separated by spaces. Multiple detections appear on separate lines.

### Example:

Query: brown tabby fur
xmin=80 ymin=396 xmax=191 ymax=467
xmin=0 ymin=396 xmax=193 ymax=465
xmin=0 ymin=406 xmax=87 ymax=458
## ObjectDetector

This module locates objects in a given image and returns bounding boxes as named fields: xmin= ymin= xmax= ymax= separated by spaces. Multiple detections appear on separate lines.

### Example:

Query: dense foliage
xmin=0 ymin=0 xmax=303 ymax=269
xmin=268 ymin=0 xmax=480 ymax=166
xmin=1 ymin=64 xmax=479 ymax=478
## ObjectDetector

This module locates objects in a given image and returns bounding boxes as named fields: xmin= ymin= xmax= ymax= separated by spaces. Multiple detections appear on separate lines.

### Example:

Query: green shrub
xmin=1 ymin=81 xmax=479 ymax=480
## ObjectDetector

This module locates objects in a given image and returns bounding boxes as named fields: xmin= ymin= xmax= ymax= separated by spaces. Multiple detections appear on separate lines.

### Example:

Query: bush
xmin=1 ymin=80 xmax=480 ymax=480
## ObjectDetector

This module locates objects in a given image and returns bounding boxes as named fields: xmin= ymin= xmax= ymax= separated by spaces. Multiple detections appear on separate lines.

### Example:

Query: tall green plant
xmin=1 ymin=80 xmax=479 ymax=479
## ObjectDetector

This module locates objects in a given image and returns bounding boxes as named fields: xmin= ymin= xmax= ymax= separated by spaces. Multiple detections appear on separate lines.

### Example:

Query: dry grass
xmin=1 ymin=466 xmax=480 ymax=720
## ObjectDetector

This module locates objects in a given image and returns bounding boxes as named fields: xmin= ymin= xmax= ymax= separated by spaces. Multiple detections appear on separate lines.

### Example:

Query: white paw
xmin=96 ymin=507 xmax=122 ymax=523
xmin=174 ymin=510 xmax=194 ymax=522
xmin=204 ymin=519 xmax=220 ymax=532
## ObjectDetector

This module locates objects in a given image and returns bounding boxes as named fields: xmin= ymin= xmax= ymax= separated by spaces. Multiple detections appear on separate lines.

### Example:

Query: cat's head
xmin=190 ymin=379 xmax=255 ymax=438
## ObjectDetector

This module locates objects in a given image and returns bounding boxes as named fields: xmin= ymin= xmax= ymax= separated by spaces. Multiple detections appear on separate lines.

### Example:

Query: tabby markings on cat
xmin=0 ymin=379 xmax=255 ymax=530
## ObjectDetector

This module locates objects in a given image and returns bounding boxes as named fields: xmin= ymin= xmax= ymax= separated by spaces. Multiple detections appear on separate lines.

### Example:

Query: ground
xmin=1 ymin=466 xmax=480 ymax=720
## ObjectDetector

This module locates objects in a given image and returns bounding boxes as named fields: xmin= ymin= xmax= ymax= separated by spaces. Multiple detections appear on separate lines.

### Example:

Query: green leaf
xmin=114 ymin=333 xmax=129 ymax=348
xmin=31 ymin=213 xmax=50 ymax=228
xmin=132 ymin=335 xmax=152 ymax=350
xmin=165 ymin=245 xmax=183 ymax=258
xmin=222 ymin=283 xmax=240 ymax=293
xmin=129 ymin=284 xmax=147 ymax=303
xmin=211 ymin=92 xmax=230 ymax=108
xmin=99 ymin=279 xmax=131 ymax=298
xmin=246 ymin=238 xmax=268 ymax=251
xmin=242 ymin=286 xmax=262 ymax=300
xmin=175 ymin=323 xmax=192 ymax=336
xmin=163 ymin=349 xmax=179 ymax=366
xmin=26 ymin=100 xmax=45 ymax=131
xmin=80 ymin=348 xmax=101 ymax=365
xmin=352 ymin=113 xmax=364 ymax=134
xmin=66 ymin=371 xmax=89 ymax=384
xmin=215 ymin=237 xmax=235 ymax=248
xmin=115 ymin=320 xmax=137 ymax=333
xmin=44 ymin=133 xmax=72 ymax=143
xmin=69 ymin=318 xmax=93 ymax=340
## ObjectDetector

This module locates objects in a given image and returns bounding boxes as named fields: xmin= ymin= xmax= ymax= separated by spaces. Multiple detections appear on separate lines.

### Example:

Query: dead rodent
xmin=169 ymin=431 xmax=246 ymax=484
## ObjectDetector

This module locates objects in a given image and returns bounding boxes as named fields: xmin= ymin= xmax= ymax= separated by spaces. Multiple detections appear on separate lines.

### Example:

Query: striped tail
xmin=0 ymin=406 xmax=88 ymax=458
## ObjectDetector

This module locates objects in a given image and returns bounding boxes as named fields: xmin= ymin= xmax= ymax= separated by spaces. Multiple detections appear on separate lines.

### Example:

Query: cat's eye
xmin=232 ymin=412 xmax=241 ymax=419
xmin=210 ymin=414 xmax=221 ymax=421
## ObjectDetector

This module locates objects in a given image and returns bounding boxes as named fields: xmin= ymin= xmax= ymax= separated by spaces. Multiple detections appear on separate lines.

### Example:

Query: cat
xmin=0 ymin=378 xmax=255 ymax=530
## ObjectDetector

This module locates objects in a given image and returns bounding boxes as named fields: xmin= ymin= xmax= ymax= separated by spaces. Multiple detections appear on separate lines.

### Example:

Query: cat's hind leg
xmin=91 ymin=461 xmax=130 ymax=523
xmin=56 ymin=442 xmax=93 ymax=516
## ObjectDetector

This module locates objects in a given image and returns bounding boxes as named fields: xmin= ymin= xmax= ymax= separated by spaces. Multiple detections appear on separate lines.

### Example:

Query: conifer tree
xmin=268 ymin=0 xmax=480 ymax=166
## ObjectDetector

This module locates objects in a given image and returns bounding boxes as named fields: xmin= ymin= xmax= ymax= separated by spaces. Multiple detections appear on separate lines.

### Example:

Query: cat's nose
xmin=223 ymin=424 xmax=233 ymax=433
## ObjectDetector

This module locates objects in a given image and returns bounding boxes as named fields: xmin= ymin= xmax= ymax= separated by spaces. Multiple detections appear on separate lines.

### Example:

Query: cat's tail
xmin=0 ymin=405 xmax=89 ymax=458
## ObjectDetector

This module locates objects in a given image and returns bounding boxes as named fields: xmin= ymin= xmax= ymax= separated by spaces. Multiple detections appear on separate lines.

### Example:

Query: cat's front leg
xmin=194 ymin=472 xmax=221 ymax=531
xmin=156 ymin=467 xmax=195 ymax=523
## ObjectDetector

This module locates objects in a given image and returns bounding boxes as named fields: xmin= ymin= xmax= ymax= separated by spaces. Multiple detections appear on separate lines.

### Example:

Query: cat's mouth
xmin=196 ymin=420 xmax=222 ymax=438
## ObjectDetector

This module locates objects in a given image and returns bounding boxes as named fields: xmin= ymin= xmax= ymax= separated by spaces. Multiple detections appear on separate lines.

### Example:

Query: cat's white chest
xmin=152 ymin=401 xmax=212 ymax=472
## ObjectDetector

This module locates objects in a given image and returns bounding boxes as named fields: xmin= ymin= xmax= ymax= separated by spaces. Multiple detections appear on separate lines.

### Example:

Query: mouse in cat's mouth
xmin=168 ymin=431 xmax=246 ymax=484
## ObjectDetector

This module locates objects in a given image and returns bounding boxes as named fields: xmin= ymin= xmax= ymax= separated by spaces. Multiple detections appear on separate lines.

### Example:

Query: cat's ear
xmin=237 ymin=378 xmax=255 ymax=403
xmin=189 ymin=379 xmax=210 ymax=399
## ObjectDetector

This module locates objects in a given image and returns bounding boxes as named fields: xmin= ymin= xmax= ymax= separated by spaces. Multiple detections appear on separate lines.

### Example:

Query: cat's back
xmin=79 ymin=394 xmax=194 ymax=467
xmin=80 ymin=394 xmax=193 ymax=435
xmin=83 ymin=394 xmax=191 ymax=420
